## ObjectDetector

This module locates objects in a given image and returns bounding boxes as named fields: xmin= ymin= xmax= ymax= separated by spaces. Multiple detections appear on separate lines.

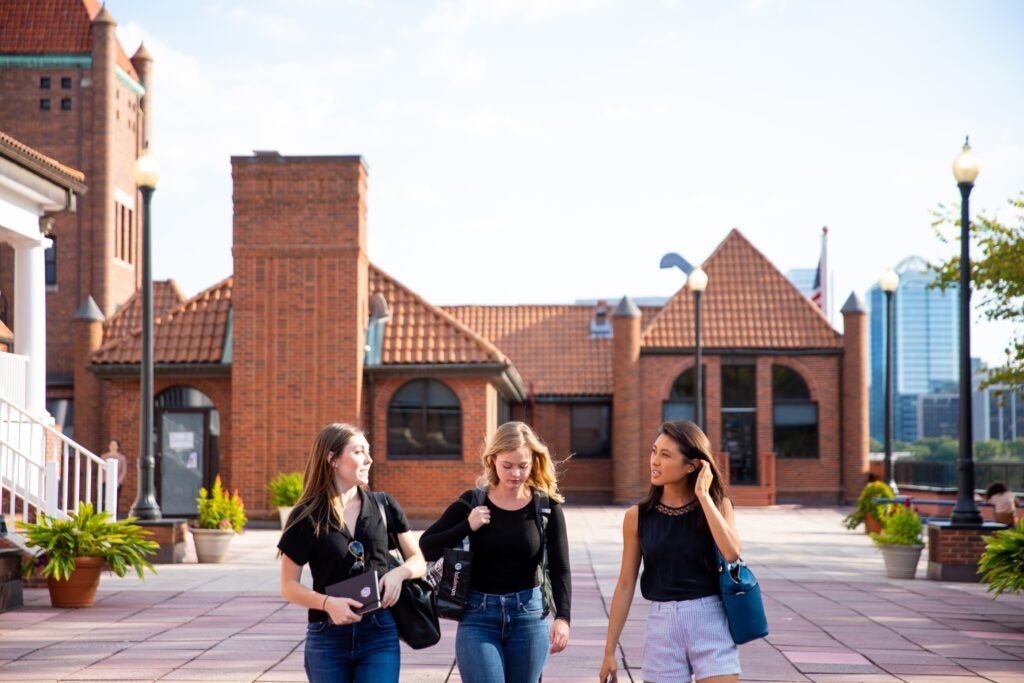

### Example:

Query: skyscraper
xmin=869 ymin=255 xmax=959 ymax=443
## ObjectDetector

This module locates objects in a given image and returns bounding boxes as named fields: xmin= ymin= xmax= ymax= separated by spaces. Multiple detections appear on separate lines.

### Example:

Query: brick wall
xmin=841 ymin=305 xmax=869 ymax=502
xmin=0 ymin=19 xmax=144 ymax=381
xmin=230 ymin=154 xmax=368 ymax=520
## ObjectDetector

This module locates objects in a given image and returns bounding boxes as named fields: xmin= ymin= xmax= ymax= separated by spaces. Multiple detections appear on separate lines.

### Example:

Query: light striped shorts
xmin=642 ymin=594 xmax=740 ymax=682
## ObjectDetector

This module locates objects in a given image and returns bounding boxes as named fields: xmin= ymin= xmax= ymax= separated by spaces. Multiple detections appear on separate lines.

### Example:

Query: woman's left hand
xmin=549 ymin=617 xmax=570 ymax=654
xmin=694 ymin=459 xmax=714 ymax=499
xmin=379 ymin=568 xmax=406 ymax=609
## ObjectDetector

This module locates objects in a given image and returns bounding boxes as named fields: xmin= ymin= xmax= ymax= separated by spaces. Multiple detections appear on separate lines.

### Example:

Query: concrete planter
xmin=277 ymin=506 xmax=295 ymax=529
xmin=880 ymin=544 xmax=924 ymax=579
xmin=191 ymin=528 xmax=235 ymax=564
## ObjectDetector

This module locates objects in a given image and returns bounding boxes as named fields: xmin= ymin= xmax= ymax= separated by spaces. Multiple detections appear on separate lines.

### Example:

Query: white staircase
xmin=0 ymin=355 xmax=117 ymax=542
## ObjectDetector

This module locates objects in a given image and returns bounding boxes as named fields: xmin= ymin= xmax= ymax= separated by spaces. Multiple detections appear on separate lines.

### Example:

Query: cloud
xmin=419 ymin=40 xmax=489 ymax=85
xmin=431 ymin=105 xmax=548 ymax=141
xmin=416 ymin=0 xmax=611 ymax=36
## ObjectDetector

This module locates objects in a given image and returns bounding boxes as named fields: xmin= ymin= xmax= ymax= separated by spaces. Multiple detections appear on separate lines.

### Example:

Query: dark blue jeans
xmin=304 ymin=608 xmax=400 ymax=683
xmin=455 ymin=587 xmax=549 ymax=683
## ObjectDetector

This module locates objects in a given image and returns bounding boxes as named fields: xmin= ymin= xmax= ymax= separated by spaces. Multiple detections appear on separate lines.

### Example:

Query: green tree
xmin=869 ymin=437 xmax=883 ymax=452
xmin=931 ymin=192 xmax=1024 ymax=392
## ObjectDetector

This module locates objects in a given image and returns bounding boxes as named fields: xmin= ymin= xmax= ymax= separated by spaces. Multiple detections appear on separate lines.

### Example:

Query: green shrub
xmin=978 ymin=520 xmax=1024 ymax=597
xmin=870 ymin=500 xmax=924 ymax=546
xmin=196 ymin=476 xmax=247 ymax=533
xmin=17 ymin=503 xmax=158 ymax=580
xmin=843 ymin=481 xmax=895 ymax=530
xmin=267 ymin=471 xmax=303 ymax=507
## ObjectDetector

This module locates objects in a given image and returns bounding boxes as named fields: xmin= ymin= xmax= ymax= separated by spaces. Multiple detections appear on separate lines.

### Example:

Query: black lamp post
xmin=879 ymin=267 xmax=899 ymax=493
xmin=130 ymin=147 xmax=162 ymax=521
xmin=688 ymin=266 xmax=708 ymax=429
xmin=950 ymin=138 xmax=982 ymax=525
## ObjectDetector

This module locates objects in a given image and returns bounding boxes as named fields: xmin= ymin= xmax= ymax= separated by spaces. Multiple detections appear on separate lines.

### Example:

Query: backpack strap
xmin=532 ymin=490 xmax=554 ymax=618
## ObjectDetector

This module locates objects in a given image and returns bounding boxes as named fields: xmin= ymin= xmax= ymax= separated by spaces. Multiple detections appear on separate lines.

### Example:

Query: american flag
xmin=810 ymin=259 xmax=823 ymax=308
xmin=809 ymin=227 xmax=827 ymax=312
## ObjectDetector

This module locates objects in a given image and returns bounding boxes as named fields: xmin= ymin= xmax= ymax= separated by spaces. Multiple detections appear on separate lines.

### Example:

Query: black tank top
xmin=638 ymin=499 xmax=719 ymax=601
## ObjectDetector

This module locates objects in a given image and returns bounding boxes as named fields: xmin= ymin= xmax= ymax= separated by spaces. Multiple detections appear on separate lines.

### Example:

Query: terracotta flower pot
xmin=865 ymin=514 xmax=883 ymax=534
xmin=47 ymin=556 xmax=105 ymax=608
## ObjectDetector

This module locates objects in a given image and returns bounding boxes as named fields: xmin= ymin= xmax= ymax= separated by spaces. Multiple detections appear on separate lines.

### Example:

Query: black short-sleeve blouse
xmin=277 ymin=488 xmax=410 ymax=622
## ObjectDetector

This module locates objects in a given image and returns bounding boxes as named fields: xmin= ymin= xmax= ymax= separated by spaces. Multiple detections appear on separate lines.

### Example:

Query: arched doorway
xmin=154 ymin=386 xmax=220 ymax=516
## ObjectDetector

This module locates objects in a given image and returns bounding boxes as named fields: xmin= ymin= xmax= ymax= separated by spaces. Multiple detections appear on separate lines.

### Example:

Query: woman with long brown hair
xmin=277 ymin=423 xmax=426 ymax=683
xmin=420 ymin=421 xmax=572 ymax=683
xmin=600 ymin=420 xmax=742 ymax=683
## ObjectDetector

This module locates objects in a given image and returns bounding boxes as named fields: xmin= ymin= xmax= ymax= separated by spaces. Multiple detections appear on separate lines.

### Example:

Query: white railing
xmin=0 ymin=396 xmax=117 ymax=532
xmin=0 ymin=353 xmax=29 ymax=407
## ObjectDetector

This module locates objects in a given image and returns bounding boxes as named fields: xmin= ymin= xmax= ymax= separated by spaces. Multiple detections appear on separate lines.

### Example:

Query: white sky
xmin=106 ymin=0 xmax=1023 ymax=366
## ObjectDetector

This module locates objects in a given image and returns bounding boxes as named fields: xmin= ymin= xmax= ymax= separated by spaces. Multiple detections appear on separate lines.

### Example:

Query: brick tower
xmin=230 ymin=153 xmax=369 ymax=511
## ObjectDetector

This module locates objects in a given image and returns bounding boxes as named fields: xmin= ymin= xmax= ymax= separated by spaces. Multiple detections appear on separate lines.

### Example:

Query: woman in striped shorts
xmin=600 ymin=420 xmax=742 ymax=683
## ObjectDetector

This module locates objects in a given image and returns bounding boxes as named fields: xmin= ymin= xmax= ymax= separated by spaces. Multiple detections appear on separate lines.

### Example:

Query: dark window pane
xmin=571 ymin=404 xmax=610 ymax=458
xmin=40 ymin=99 xmax=51 ymax=111
xmin=722 ymin=411 xmax=757 ymax=484
xmin=662 ymin=401 xmax=694 ymax=422
xmin=61 ymin=98 xmax=72 ymax=111
xmin=774 ymin=424 xmax=818 ymax=459
xmin=44 ymin=236 xmax=57 ymax=285
xmin=40 ymin=77 xmax=50 ymax=89
xmin=772 ymin=365 xmax=810 ymax=400
xmin=721 ymin=365 xmax=755 ymax=408
xmin=773 ymin=403 xmax=817 ymax=426
xmin=387 ymin=379 xmax=461 ymax=460
xmin=61 ymin=77 xmax=72 ymax=89
xmin=668 ymin=365 xmax=705 ymax=400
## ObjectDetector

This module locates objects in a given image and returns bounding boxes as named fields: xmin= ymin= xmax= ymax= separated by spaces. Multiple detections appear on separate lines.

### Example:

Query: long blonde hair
xmin=285 ymin=422 xmax=364 ymax=537
xmin=478 ymin=421 xmax=564 ymax=503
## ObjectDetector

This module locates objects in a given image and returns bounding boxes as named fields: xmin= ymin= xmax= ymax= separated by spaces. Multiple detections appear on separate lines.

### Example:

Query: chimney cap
xmin=131 ymin=41 xmax=153 ymax=62
xmin=613 ymin=295 xmax=640 ymax=318
xmin=840 ymin=292 xmax=866 ymax=314
xmin=93 ymin=4 xmax=116 ymax=26
xmin=73 ymin=295 xmax=105 ymax=322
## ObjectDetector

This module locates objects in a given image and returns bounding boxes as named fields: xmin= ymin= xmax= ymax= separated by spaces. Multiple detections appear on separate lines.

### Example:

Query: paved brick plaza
xmin=1 ymin=506 xmax=1023 ymax=682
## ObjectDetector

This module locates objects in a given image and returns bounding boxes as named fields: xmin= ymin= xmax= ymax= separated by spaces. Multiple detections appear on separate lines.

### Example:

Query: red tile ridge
xmin=0 ymin=131 xmax=87 ymax=186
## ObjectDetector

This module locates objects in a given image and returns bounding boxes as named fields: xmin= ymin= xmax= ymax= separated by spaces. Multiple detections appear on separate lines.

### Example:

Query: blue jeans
xmin=455 ymin=587 xmax=549 ymax=683
xmin=304 ymin=609 xmax=400 ymax=683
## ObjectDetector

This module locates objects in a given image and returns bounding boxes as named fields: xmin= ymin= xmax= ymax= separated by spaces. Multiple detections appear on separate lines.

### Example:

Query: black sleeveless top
xmin=638 ymin=499 xmax=719 ymax=601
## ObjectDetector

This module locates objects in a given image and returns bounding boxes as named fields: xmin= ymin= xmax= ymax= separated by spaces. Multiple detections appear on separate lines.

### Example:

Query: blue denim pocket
xmin=306 ymin=620 xmax=329 ymax=634
xmin=521 ymin=589 xmax=544 ymax=615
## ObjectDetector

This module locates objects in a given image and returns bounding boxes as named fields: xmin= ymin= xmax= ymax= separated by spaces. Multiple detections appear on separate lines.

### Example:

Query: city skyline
xmin=102 ymin=0 xmax=1023 ymax=365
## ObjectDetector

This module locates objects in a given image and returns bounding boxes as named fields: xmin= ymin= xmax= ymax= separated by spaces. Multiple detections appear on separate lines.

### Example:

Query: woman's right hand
xmin=467 ymin=505 xmax=491 ymax=531
xmin=324 ymin=596 xmax=363 ymax=625
xmin=599 ymin=653 xmax=617 ymax=682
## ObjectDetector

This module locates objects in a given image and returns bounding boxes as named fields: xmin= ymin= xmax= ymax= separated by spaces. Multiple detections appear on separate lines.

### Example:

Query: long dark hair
xmin=284 ymin=422 xmax=365 ymax=537
xmin=639 ymin=420 xmax=729 ymax=515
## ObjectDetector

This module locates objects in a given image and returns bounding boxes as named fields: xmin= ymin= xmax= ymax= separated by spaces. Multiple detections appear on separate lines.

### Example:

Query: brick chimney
xmin=90 ymin=6 xmax=117 ymax=313
xmin=612 ymin=295 xmax=642 ymax=502
xmin=230 ymin=153 xmax=369 ymax=513
xmin=840 ymin=292 xmax=869 ymax=502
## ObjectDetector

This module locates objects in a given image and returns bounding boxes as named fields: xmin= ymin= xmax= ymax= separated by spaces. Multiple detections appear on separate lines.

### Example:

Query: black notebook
xmin=324 ymin=570 xmax=381 ymax=615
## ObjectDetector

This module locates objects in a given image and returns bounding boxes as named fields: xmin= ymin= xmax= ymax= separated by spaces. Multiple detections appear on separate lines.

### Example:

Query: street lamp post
xmin=130 ymin=147 xmax=161 ymax=521
xmin=950 ymin=138 xmax=982 ymax=525
xmin=879 ymin=268 xmax=900 ymax=493
xmin=688 ymin=267 xmax=708 ymax=429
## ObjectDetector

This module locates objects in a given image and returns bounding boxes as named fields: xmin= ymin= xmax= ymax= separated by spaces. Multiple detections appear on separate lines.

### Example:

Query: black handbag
xmin=374 ymin=494 xmax=442 ymax=649
xmin=715 ymin=547 xmax=769 ymax=644
xmin=426 ymin=488 xmax=486 ymax=621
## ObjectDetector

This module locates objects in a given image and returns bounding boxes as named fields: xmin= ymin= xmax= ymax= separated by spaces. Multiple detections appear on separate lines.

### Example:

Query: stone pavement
xmin=1 ymin=505 xmax=1023 ymax=682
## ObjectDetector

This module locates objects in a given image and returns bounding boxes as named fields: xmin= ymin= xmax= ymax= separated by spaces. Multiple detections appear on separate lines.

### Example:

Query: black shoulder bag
xmin=373 ymin=493 xmax=441 ymax=649
xmin=428 ymin=488 xmax=486 ymax=620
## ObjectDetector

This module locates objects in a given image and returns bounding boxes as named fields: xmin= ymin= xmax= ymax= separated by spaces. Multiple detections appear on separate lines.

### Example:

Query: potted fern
xmin=978 ymin=520 xmax=1024 ymax=597
xmin=870 ymin=499 xmax=924 ymax=579
xmin=18 ymin=503 xmax=157 ymax=607
xmin=843 ymin=480 xmax=895 ymax=534
xmin=192 ymin=476 xmax=246 ymax=563
xmin=267 ymin=471 xmax=303 ymax=528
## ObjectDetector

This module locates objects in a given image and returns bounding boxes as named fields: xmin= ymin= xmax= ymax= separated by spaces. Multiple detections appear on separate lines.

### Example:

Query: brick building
xmin=0 ymin=0 xmax=151 ymax=450
xmin=78 ymin=152 xmax=869 ymax=521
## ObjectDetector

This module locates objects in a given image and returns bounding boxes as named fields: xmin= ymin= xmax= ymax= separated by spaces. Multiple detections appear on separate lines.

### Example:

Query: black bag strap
xmin=373 ymin=492 xmax=403 ymax=559
xmin=532 ymin=490 xmax=553 ymax=617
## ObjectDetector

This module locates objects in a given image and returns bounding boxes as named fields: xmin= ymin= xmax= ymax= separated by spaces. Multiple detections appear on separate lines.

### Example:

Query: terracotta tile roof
xmin=102 ymin=280 xmax=186 ymax=343
xmin=0 ymin=0 xmax=140 ymax=81
xmin=93 ymin=278 xmax=231 ymax=365
xmin=642 ymin=229 xmax=842 ymax=349
xmin=443 ymin=304 xmax=618 ymax=396
xmin=0 ymin=131 xmax=86 ymax=185
xmin=370 ymin=266 xmax=509 ymax=365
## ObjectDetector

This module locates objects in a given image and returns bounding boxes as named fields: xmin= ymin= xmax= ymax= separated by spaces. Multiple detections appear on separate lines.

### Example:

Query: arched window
xmin=387 ymin=379 xmax=462 ymax=459
xmin=662 ymin=365 xmax=705 ymax=426
xmin=772 ymin=365 xmax=818 ymax=459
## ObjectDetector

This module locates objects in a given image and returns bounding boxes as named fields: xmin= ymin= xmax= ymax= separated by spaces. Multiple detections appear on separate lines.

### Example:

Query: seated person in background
xmin=983 ymin=482 xmax=1019 ymax=526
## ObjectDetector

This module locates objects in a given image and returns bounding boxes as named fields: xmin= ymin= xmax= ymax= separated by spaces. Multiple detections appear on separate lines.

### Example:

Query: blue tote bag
xmin=715 ymin=547 xmax=769 ymax=644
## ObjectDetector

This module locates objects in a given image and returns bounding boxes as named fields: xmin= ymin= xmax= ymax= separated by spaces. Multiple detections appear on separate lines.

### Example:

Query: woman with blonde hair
xmin=600 ymin=420 xmax=743 ymax=683
xmin=277 ymin=423 xmax=426 ymax=683
xmin=420 ymin=421 xmax=572 ymax=683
